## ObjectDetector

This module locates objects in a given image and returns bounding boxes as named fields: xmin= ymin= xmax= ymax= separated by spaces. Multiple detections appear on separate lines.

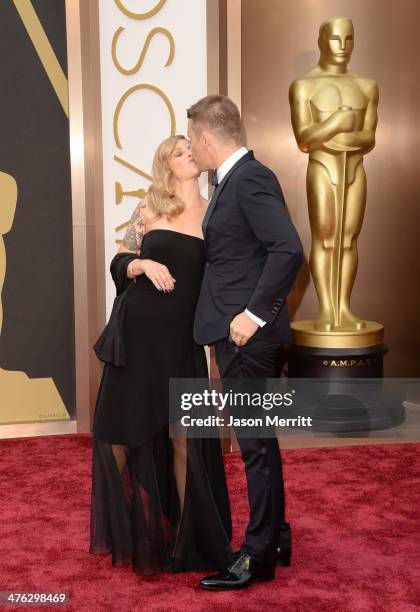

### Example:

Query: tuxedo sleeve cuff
xmin=245 ymin=308 xmax=267 ymax=327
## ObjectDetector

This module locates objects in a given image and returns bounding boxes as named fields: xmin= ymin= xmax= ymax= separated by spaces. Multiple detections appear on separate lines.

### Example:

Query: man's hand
xmin=229 ymin=312 xmax=259 ymax=347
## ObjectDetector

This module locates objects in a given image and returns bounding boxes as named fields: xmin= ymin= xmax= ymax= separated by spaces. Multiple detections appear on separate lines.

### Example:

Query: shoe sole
xmin=199 ymin=574 xmax=275 ymax=591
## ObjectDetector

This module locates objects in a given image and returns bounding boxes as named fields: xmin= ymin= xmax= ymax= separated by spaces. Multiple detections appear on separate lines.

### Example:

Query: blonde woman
xmin=90 ymin=136 xmax=232 ymax=575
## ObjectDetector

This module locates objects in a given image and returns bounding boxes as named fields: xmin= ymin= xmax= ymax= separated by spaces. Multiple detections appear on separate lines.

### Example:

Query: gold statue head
xmin=318 ymin=17 xmax=354 ymax=68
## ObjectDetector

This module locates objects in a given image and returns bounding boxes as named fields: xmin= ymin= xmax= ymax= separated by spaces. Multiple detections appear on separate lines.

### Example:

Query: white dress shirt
xmin=217 ymin=146 xmax=248 ymax=183
xmin=215 ymin=147 xmax=266 ymax=328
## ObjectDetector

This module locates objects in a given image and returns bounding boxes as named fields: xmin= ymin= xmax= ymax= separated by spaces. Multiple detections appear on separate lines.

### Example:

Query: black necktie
xmin=211 ymin=169 xmax=218 ymax=187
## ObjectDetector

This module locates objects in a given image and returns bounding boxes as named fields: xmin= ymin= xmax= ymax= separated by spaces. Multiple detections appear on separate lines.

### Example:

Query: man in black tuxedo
xmin=187 ymin=95 xmax=303 ymax=590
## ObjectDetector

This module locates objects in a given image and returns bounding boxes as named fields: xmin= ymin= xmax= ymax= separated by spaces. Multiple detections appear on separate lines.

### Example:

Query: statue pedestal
xmin=0 ymin=368 xmax=69 ymax=424
xmin=291 ymin=320 xmax=385 ymax=350
xmin=287 ymin=322 xmax=405 ymax=433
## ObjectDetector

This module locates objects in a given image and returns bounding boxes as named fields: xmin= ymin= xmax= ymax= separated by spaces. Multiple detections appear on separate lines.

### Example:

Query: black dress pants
xmin=214 ymin=327 xmax=291 ymax=565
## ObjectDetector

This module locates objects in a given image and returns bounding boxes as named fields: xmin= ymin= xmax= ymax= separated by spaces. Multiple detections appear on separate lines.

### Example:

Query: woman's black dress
xmin=90 ymin=229 xmax=232 ymax=575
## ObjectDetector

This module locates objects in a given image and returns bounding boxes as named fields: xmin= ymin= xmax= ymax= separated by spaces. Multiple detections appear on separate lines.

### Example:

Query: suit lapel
xmin=202 ymin=151 xmax=254 ymax=238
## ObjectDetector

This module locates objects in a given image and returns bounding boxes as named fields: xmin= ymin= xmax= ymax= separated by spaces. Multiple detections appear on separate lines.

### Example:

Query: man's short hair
xmin=187 ymin=95 xmax=243 ymax=144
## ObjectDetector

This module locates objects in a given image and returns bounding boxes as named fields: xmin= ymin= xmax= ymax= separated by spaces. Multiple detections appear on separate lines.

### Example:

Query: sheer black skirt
xmin=89 ymin=428 xmax=232 ymax=575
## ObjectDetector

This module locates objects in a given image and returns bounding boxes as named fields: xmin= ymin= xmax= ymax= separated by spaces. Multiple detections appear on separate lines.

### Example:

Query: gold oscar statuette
xmin=289 ymin=16 xmax=383 ymax=349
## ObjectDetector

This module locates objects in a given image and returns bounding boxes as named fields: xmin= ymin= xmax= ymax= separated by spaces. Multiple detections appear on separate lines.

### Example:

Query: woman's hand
xmin=135 ymin=259 xmax=176 ymax=292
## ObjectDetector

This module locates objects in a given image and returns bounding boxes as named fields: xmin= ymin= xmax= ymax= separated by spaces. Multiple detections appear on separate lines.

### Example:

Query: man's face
xmin=320 ymin=19 xmax=354 ymax=67
xmin=187 ymin=119 xmax=213 ymax=171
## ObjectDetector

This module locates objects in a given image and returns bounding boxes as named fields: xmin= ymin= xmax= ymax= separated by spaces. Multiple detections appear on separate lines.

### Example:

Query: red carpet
xmin=1 ymin=434 xmax=419 ymax=612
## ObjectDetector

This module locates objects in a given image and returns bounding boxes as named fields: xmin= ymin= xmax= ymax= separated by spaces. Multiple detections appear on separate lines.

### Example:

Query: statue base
xmin=291 ymin=320 xmax=384 ymax=349
xmin=286 ymin=343 xmax=405 ymax=433
xmin=0 ymin=368 xmax=70 ymax=424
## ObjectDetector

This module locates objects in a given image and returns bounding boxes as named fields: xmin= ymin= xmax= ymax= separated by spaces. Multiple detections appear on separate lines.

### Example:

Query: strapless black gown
xmin=90 ymin=230 xmax=232 ymax=575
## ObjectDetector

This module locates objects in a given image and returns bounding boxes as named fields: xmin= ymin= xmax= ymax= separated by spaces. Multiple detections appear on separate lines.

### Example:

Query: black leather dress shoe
xmin=199 ymin=552 xmax=275 ymax=591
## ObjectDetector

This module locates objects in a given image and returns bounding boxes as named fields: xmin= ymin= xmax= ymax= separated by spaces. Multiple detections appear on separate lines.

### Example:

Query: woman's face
xmin=169 ymin=138 xmax=200 ymax=181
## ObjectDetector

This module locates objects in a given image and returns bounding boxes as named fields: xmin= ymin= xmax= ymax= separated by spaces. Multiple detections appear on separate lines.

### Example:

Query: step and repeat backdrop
xmin=0 ymin=0 xmax=74 ymax=425
xmin=0 ymin=0 xmax=209 ymax=428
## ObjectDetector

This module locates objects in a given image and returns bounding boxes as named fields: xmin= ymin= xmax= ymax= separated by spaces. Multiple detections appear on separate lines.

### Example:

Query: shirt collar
xmin=216 ymin=147 xmax=248 ymax=184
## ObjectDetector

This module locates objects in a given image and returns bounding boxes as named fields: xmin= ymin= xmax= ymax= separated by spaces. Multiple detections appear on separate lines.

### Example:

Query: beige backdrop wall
xmin=241 ymin=0 xmax=420 ymax=376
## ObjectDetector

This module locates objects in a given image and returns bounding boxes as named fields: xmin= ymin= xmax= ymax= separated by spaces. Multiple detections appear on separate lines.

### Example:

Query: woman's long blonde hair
xmin=147 ymin=135 xmax=187 ymax=219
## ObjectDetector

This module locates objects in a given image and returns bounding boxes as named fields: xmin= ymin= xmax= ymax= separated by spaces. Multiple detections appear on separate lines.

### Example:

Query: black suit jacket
xmin=193 ymin=151 xmax=303 ymax=346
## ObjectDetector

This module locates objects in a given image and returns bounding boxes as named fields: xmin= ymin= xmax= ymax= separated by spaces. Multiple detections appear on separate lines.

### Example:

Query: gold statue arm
xmin=289 ymin=80 xmax=355 ymax=153
xmin=330 ymin=82 xmax=379 ymax=153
